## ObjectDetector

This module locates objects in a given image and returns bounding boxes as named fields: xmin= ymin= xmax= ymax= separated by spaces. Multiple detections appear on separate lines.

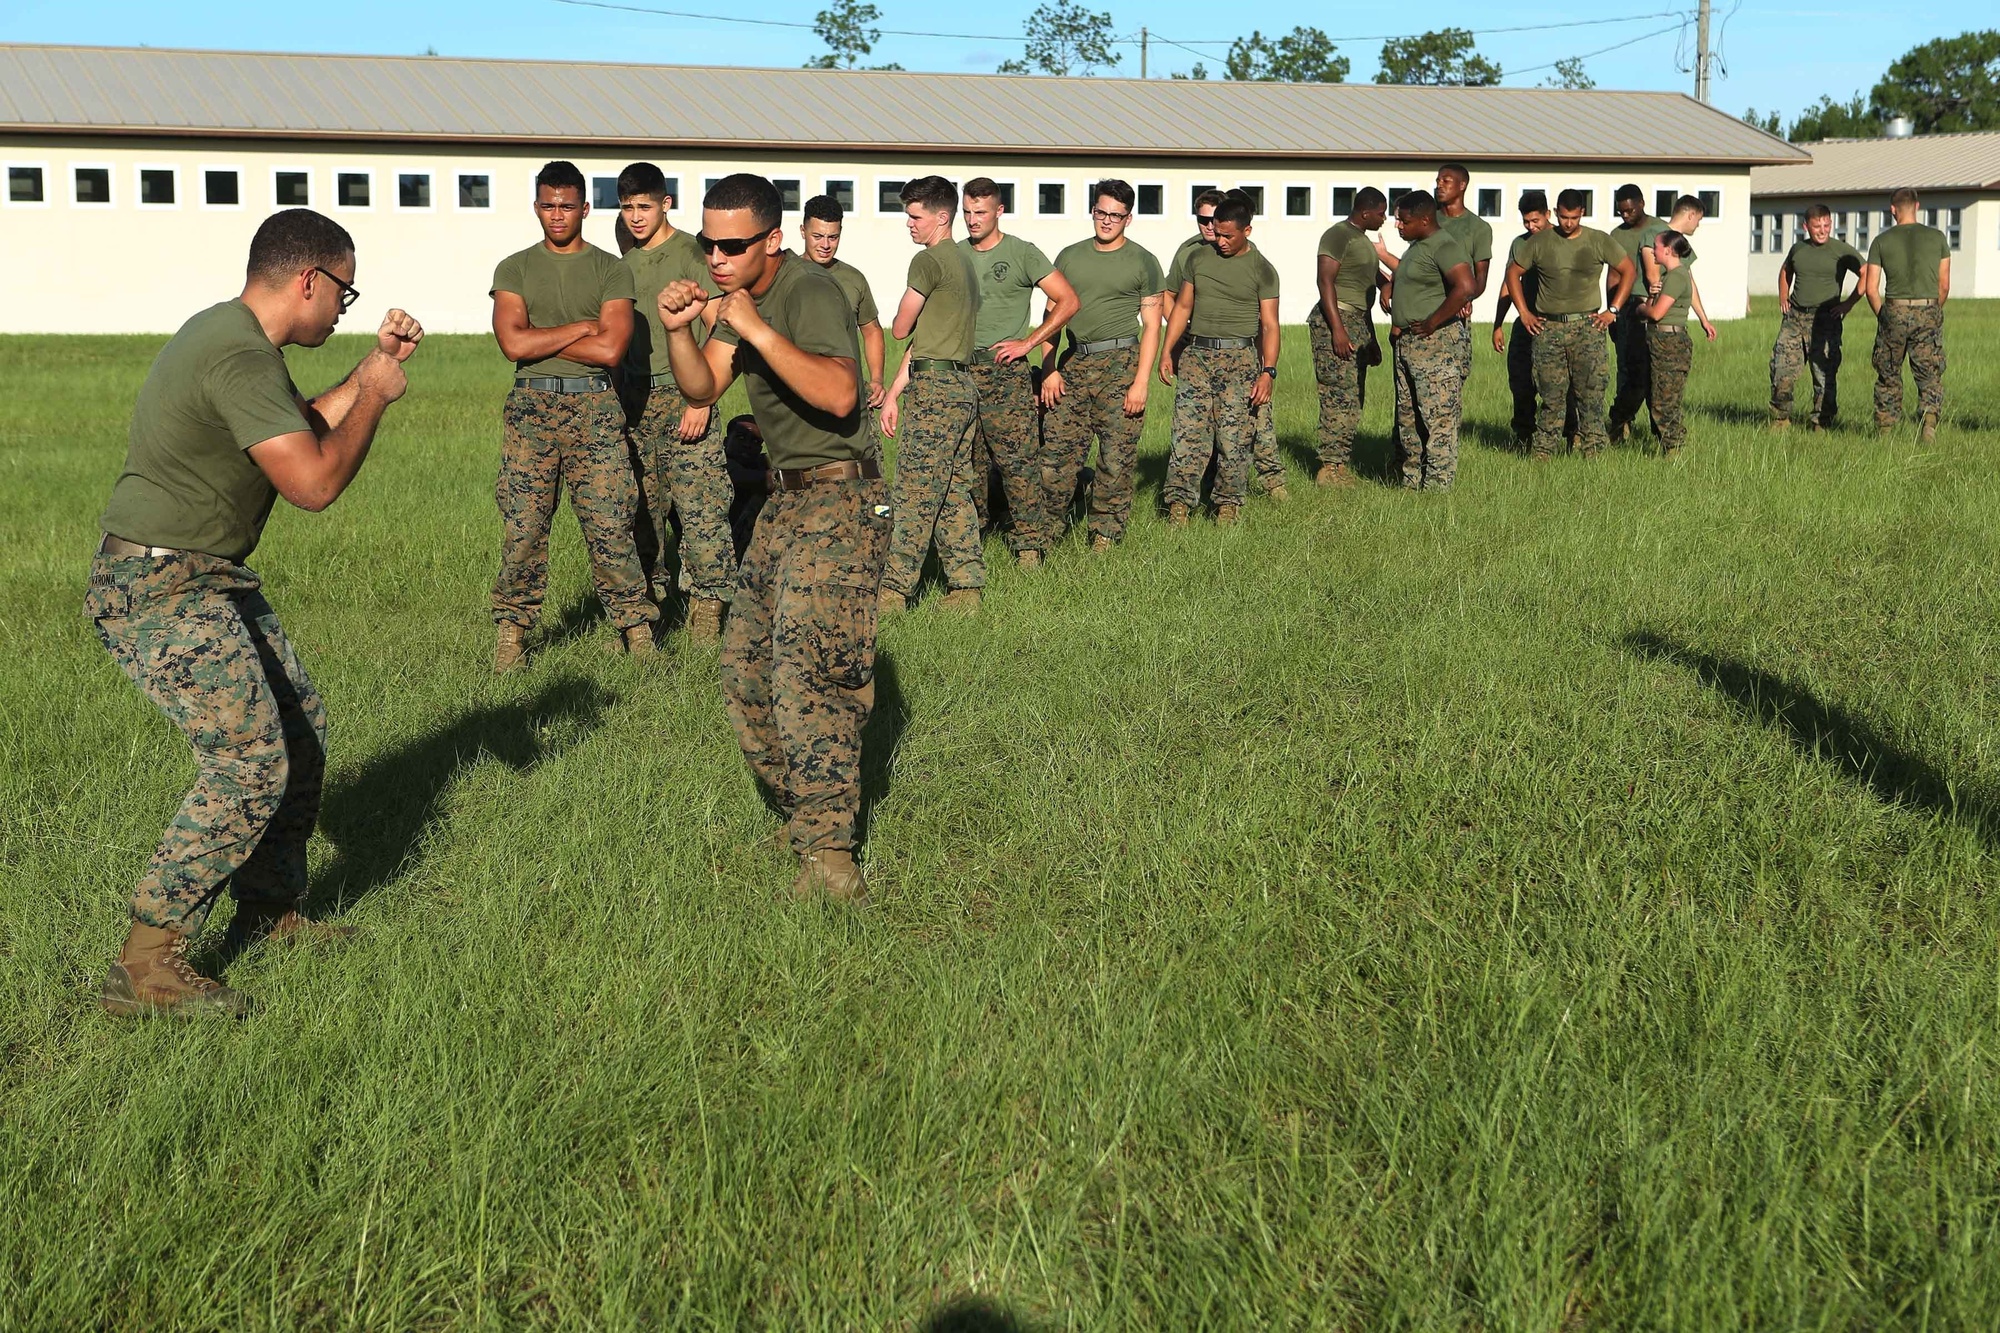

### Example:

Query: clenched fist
xmin=377 ymin=308 xmax=423 ymax=362
xmin=658 ymin=280 xmax=709 ymax=332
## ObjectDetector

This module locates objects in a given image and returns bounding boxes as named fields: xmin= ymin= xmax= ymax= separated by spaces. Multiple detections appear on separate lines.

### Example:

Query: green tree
xmin=805 ymin=0 xmax=883 ymax=69
xmin=998 ymin=0 xmax=1122 ymax=76
xmin=1374 ymin=28 xmax=1501 ymax=86
xmin=1789 ymin=92 xmax=1873 ymax=141
xmin=1540 ymin=56 xmax=1594 ymax=90
xmin=1224 ymin=27 xmax=1349 ymax=82
xmin=1170 ymin=62 xmax=1210 ymax=80
xmin=1868 ymin=29 xmax=2000 ymax=132
xmin=1741 ymin=107 xmax=1782 ymax=135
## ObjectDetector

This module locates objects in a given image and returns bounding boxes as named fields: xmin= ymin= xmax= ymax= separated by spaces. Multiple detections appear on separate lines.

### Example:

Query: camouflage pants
xmin=1647 ymin=325 xmax=1692 ymax=453
xmin=1532 ymin=319 xmax=1610 ymax=457
xmin=884 ymin=369 xmax=984 ymax=595
xmin=967 ymin=359 xmax=1044 ymax=551
xmin=1166 ymin=345 xmax=1258 ymax=510
xmin=1506 ymin=322 xmax=1576 ymax=445
xmin=1608 ymin=307 xmax=1652 ymax=429
xmin=86 ymin=552 xmax=326 ymax=932
xmin=1871 ymin=302 xmax=1945 ymax=426
xmin=494 ymin=387 xmax=655 ymax=631
xmin=1768 ymin=306 xmax=1845 ymax=426
xmin=1252 ymin=387 xmax=1283 ymax=490
xmin=1308 ymin=303 xmax=1373 ymax=468
xmin=1446 ymin=316 xmax=1474 ymax=384
xmin=1392 ymin=327 xmax=1465 ymax=490
xmin=627 ymin=384 xmax=736 ymax=601
xmin=722 ymin=477 xmax=889 ymax=855
xmin=1039 ymin=346 xmax=1145 ymax=546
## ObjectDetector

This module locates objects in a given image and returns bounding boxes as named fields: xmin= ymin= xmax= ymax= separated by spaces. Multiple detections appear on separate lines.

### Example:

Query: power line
xmin=1156 ymin=12 xmax=1691 ymax=50
xmin=552 ymin=0 xmax=1020 ymax=40
xmin=1509 ymin=20 xmax=1689 ymax=78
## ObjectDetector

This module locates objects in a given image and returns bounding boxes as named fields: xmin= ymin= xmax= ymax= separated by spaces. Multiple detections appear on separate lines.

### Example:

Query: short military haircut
xmin=704 ymin=173 xmax=781 ymax=230
xmin=1518 ymin=189 xmax=1550 ymax=215
xmin=901 ymin=175 xmax=959 ymax=217
xmin=1890 ymin=186 xmax=1921 ymax=207
xmin=535 ymin=160 xmax=587 ymax=196
xmin=1395 ymin=188 xmax=1438 ymax=221
xmin=1214 ymin=192 xmax=1255 ymax=227
xmin=962 ymin=177 xmax=1003 ymax=203
xmin=1092 ymin=178 xmax=1135 ymax=211
xmin=1613 ymin=183 xmax=1644 ymax=206
xmin=1804 ymin=202 xmax=1833 ymax=221
xmin=616 ymin=162 xmax=669 ymax=202
xmin=1655 ymin=230 xmax=1693 ymax=259
xmin=1555 ymin=187 xmax=1588 ymax=213
xmin=802 ymin=193 xmax=844 ymax=225
xmin=1438 ymin=163 xmax=1470 ymax=185
xmin=1193 ymin=188 xmax=1226 ymax=213
xmin=1354 ymin=186 xmax=1387 ymax=211
xmin=247 ymin=208 xmax=355 ymax=285
xmin=1672 ymin=193 xmax=1705 ymax=218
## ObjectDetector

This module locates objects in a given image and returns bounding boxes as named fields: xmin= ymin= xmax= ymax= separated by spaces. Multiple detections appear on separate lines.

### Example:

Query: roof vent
xmin=1884 ymin=115 xmax=1914 ymax=138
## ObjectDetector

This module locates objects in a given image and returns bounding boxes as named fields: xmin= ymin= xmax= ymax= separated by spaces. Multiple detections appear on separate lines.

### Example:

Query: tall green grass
xmin=2 ymin=301 xmax=1997 ymax=1328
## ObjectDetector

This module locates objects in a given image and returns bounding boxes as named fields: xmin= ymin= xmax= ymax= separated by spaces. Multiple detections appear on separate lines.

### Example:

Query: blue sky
xmin=4 ymin=0 xmax=1986 ymax=128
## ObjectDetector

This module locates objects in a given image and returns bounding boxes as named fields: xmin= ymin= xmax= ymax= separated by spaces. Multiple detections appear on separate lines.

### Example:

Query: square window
xmin=398 ymin=172 xmax=431 ymax=209
xmin=662 ymin=176 xmax=681 ymax=203
xmin=139 ymin=168 xmax=177 ymax=206
xmin=1573 ymin=188 xmax=1595 ymax=216
xmin=825 ymin=178 xmax=855 ymax=211
xmin=457 ymin=172 xmax=490 ymax=209
xmin=73 ymin=166 xmax=111 ymax=205
xmin=1236 ymin=185 xmax=1264 ymax=215
xmin=772 ymin=179 xmax=801 ymax=211
xmin=1655 ymin=189 xmax=1676 ymax=218
xmin=1854 ymin=210 xmax=1870 ymax=248
xmin=1137 ymin=183 xmax=1163 ymax=216
xmin=7 ymin=165 xmax=44 ymax=204
xmin=1944 ymin=206 xmax=1962 ymax=250
xmin=275 ymin=170 xmax=311 ymax=207
xmin=1037 ymin=182 xmax=1065 ymax=215
xmin=706 ymin=177 xmax=725 ymax=199
xmin=877 ymin=179 xmax=906 ymax=213
xmin=1477 ymin=188 xmax=1502 ymax=218
xmin=1697 ymin=189 xmax=1720 ymax=219
xmin=592 ymin=176 xmax=619 ymax=210
xmin=1284 ymin=185 xmax=1311 ymax=217
xmin=1749 ymin=219 xmax=1762 ymax=254
xmin=336 ymin=172 xmax=370 ymax=208
xmin=1190 ymin=183 xmax=1217 ymax=212
xmin=993 ymin=182 xmax=1017 ymax=213
xmin=204 ymin=169 xmax=240 ymax=207
xmin=1387 ymin=186 xmax=1413 ymax=211
xmin=1331 ymin=186 xmax=1356 ymax=217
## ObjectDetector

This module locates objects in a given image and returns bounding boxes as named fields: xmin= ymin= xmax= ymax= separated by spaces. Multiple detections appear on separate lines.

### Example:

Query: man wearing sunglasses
xmin=489 ymin=160 xmax=650 ymax=672
xmin=654 ymin=173 xmax=879 ymax=903
xmin=88 ymin=208 xmax=423 ymax=1018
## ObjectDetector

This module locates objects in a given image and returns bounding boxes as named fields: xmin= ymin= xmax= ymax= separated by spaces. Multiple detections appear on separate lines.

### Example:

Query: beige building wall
xmin=2 ymin=134 xmax=1756 ymax=336
xmin=1748 ymin=191 xmax=1996 ymax=300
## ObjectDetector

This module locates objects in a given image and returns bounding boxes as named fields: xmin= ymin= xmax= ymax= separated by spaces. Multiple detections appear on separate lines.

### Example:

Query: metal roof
xmin=0 ymin=43 xmax=1806 ymax=166
xmin=1751 ymin=130 xmax=2000 ymax=197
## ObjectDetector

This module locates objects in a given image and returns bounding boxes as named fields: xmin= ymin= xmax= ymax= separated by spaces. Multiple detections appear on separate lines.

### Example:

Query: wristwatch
xmin=1607 ymin=304 xmax=1621 ymax=314
xmin=1260 ymin=365 xmax=1278 ymax=380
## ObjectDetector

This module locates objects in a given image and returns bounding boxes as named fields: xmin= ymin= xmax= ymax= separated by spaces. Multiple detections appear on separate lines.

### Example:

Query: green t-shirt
xmin=906 ymin=243 xmax=979 ymax=361
xmin=623 ymin=228 xmax=708 ymax=378
xmin=1165 ymin=233 xmax=1209 ymax=293
xmin=1653 ymin=265 xmax=1693 ymax=328
xmin=710 ymin=253 xmax=866 ymax=471
xmin=1438 ymin=210 xmax=1494 ymax=266
xmin=1317 ymin=220 xmax=1381 ymax=309
xmin=491 ymin=241 xmax=637 ymax=377
xmin=1506 ymin=233 xmax=1543 ymax=319
xmin=1610 ymin=215 xmax=1669 ymax=267
xmin=1514 ymin=226 xmax=1626 ymax=315
xmin=1183 ymin=244 xmax=1279 ymax=339
xmin=1390 ymin=231 xmax=1471 ymax=328
xmin=1054 ymin=238 xmax=1166 ymax=348
xmin=99 ymin=299 xmax=308 ymax=562
xmin=1866 ymin=223 xmax=1950 ymax=300
xmin=1783 ymin=238 xmax=1862 ymax=310
xmin=963 ymin=233 xmax=1053 ymax=348
xmin=820 ymin=257 xmax=880 ymax=328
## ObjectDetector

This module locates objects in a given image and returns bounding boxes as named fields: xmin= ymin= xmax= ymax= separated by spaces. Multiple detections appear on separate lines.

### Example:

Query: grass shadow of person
xmin=1692 ymin=401 xmax=1771 ymax=428
xmin=1462 ymin=418 xmax=1526 ymax=455
xmin=858 ymin=648 xmax=905 ymax=847
xmin=541 ymin=592 xmax=608 ymax=649
xmin=919 ymin=1294 xmax=1038 ymax=1332
xmin=1622 ymin=630 xmax=2000 ymax=847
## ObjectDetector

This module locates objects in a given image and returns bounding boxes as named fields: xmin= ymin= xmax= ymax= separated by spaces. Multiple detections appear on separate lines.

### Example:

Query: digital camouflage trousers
xmin=1039 ymin=346 xmax=1145 ymax=546
xmin=1532 ymin=319 xmax=1611 ymax=457
xmin=1308 ymin=303 xmax=1374 ymax=469
xmin=1166 ymin=345 xmax=1259 ymax=510
xmin=626 ymin=383 xmax=736 ymax=602
xmin=884 ymin=369 xmax=985 ymax=595
xmin=1871 ymin=302 xmax=1945 ymax=426
xmin=1392 ymin=326 xmax=1465 ymax=491
xmin=1768 ymin=306 xmax=1845 ymax=427
xmin=967 ymin=359 xmax=1043 ymax=550
xmin=1647 ymin=324 xmax=1692 ymax=453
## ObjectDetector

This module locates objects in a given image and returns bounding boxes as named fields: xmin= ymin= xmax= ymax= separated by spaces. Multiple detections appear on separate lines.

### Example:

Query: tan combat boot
xmin=622 ymin=624 xmax=656 ymax=656
xmin=1090 ymin=534 xmax=1114 ymax=553
xmin=101 ymin=923 xmax=249 ymax=1020
xmin=877 ymin=587 xmax=906 ymax=616
xmin=1166 ymin=502 xmax=1191 ymax=528
xmin=792 ymin=849 xmax=868 ymax=903
xmin=221 ymin=902 xmax=357 ymax=951
xmin=1215 ymin=504 xmax=1241 ymax=527
xmin=941 ymin=587 xmax=982 ymax=614
xmin=1769 ymin=418 xmax=1791 ymax=433
xmin=1316 ymin=463 xmax=1357 ymax=489
xmin=1264 ymin=483 xmax=1290 ymax=505
xmin=494 ymin=623 xmax=528 ymax=674
xmin=686 ymin=597 xmax=725 ymax=643
xmin=1017 ymin=549 xmax=1043 ymax=571
xmin=1919 ymin=412 xmax=1938 ymax=443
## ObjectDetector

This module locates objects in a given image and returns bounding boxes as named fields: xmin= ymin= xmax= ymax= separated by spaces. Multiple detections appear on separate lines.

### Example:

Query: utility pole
xmin=1694 ymin=0 xmax=1711 ymax=102
xmin=1140 ymin=26 xmax=1148 ymax=78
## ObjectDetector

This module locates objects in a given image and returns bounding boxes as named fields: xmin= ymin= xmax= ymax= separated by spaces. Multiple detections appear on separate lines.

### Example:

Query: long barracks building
xmin=0 ymin=44 xmax=1805 ymax=334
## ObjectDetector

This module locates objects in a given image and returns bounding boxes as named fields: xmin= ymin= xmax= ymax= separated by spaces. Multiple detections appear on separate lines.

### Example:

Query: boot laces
xmin=162 ymin=937 xmax=221 ymax=993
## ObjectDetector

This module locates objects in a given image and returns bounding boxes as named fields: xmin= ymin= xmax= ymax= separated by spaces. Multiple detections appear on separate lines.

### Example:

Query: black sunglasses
xmin=313 ymin=266 xmax=360 ymax=312
xmin=1195 ymin=213 xmax=1218 ymax=226
xmin=696 ymin=228 xmax=775 ymax=256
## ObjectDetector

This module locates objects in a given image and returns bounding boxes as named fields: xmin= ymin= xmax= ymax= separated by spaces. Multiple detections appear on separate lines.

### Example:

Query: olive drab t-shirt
xmin=1439 ymin=210 xmax=1494 ymax=266
xmin=906 ymin=243 xmax=980 ymax=361
xmin=1054 ymin=238 xmax=1166 ymax=348
xmin=1610 ymin=215 xmax=1669 ymax=268
xmin=710 ymin=253 xmax=865 ymax=471
xmin=490 ymin=241 xmax=637 ymax=377
xmin=963 ymin=233 xmax=1054 ymax=349
xmin=1866 ymin=223 xmax=1950 ymax=300
xmin=821 ymin=258 xmax=880 ymax=328
xmin=1514 ymin=226 xmax=1626 ymax=316
xmin=623 ymin=228 xmax=709 ymax=378
xmin=1390 ymin=231 xmax=1471 ymax=328
xmin=1653 ymin=265 xmax=1694 ymax=328
xmin=1506 ymin=233 xmax=1544 ymax=319
xmin=1783 ymin=238 xmax=1863 ymax=310
xmin=99 ymin=299 xmax=309 ymax=563
xmin=1317 ymin=220 xmax=1382 ymax=310
xmin=1165 ymin=233 xmax=1209 ymax=293
xmin=1183 ymin=245 xmax=1279 ymax=339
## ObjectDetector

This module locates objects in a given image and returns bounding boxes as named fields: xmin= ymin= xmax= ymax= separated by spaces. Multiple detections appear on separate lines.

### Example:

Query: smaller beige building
xmin=1748 ymin=130 xmax=2000 ymax=298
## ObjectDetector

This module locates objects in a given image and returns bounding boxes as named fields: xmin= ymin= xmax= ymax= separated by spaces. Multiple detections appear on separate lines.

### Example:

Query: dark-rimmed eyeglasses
xmin=1091 ymin=208 xmax=1130 ymax=222
xmin=696 ymin=228 xmax=775 ymax=256
xmin=313 ymin=267 xmax=360 ymax=312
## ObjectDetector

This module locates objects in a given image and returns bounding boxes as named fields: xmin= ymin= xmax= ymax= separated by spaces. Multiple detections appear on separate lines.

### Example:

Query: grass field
xmin=4 ymin=299 xmax=1999 ymax=1329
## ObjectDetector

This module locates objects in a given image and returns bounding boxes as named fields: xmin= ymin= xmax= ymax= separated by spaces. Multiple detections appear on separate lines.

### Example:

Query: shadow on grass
xmin=1622 ymin=630 xmax=2000 ymax=846
xmin=1692 ymin=401 xmax=1771 ymax=427
xmin=859 ymin=649 xmax=905 ymax=847
xmin=1463 ymin=418 xmax=1527 ymax=454
xmin=543 ymin=593 xmax=608 ymax=649
xmin=919 ymin=1294 xmax=1037 ymax=1332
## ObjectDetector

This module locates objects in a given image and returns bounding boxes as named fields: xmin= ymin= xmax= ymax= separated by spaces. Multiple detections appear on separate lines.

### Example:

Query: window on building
xmin=1190 ymin=182 xmax=1217 ymax=212
xmin=457 ymin=172 xmax=490 ymax=209
xmin=773 ymin=178 xmax=801 ymax=211
xmin=1284 ymin=186 xmax=1311 ymax=217
xmin=1880 ymin=209 xmax=1894 ymax=235
xmin=1697 ymin=189 xmax=1721 ymax=219
xmin=203 ymin=169 xmax=240 ymax=207
xmin=705 ymin=177 xmax=724 ymax=199
xmin=1853 ymin=209 xmax=1870 ymax=248
xmin=73 ymin=166 xmax=111 ymax=205
xmin=1572 ymin=188 xmax=1595 ymax=216
xmin=139 ymin=167 xmax=177 ymax=206
xmin=1387 ymin=186 xmax=1413 ymax=211
xmin=1476 ymin=188 xmax=1502 ymax=217
xmin=1235 ymin=185 xmax=1264 ymax=215
xmin=993 ymin=182 xmax=1017 ymax=213
xmin=1792 ymin=212 xmax=1808 ymax=246
xmin=1655 ymin=188 xmax=1676 ymax=218
xmin=824 ymin=178 xmax=855 ymax=211
xmin=398 ymin=172 xmax=431 ymax=209
xmin=1831 ymin=210 xmax=1847 ymax=242
xmin=1941 ymin=206 xmax=1962 ymax=249
xmin=877 ymin=180 xmax=906 ymax=213
xmin=661 ymin=176 xmax=681 ymax=203
xmin=336 ymin=172 xmax=370 ymax=208
xmin=7 ymin=165 xmax=44 ymax=204
xmin=1038 ymin=181 xmax=1065 ymax=215
xmin=1137 ymin=183 xmax=1163 ymax=216
xmin=592 ymin=176 xmax=619 ymax=210
xmin=1331 ymin=186 xmax=1357 ymax=217
xmin=276 ymin=170 xmax=311 ymax=207
xmin=1749 ymin=220 xmax=1762 ymax=254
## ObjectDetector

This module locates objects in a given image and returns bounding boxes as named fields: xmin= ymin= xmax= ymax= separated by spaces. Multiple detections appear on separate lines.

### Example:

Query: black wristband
xmin=1260 ymin=365 xmax=1277 ymax=380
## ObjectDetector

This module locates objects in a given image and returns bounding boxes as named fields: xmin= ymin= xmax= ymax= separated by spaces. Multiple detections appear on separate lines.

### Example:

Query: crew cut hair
xmin=1395 ymin=188 xmax=1438 ymax=221
xmin=535 ymin=160 xmax=587 ymax=195
xmin=1214 ymin=191 xmax=1255 ymax=227
xmin=1804 ymin=202 xmax=1833 ymax=221
xmin=247 ymin=208 xmax=355 ymax=284
xmin=705 ymin=173 xmax=781 ymax=230
xmin=1353 ymin=186 xmax=1387 ymax=212
xmin=1438 ymin=162 xmax=1470 ymax=184
xmin=1518 ymin=189 xmax=1550 ymax=215
xmin=1613 ymin=182 xmax=1644 ymax=205
xmin=1672 ymin=193 xmax=1706 ymax=217
xmin=616 ymin=162 xmax=669 ymax=201
xmin=1091 ymin=178 xmax=1135 ymax=210
xmin=901 ymin=175 xmax=959 ymax=217
xmin=1555 ymin=187 xmax=1589 ymax=212
xmin=962 ymin=177 xmax=1004 ymax=202
xmin=802 ymin=193 xmax=844 ymax=224
xmin=1890 ymin=186 xmax=1921 ymax=207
